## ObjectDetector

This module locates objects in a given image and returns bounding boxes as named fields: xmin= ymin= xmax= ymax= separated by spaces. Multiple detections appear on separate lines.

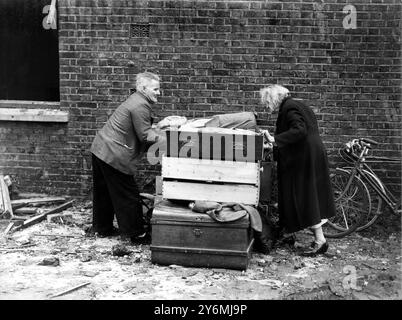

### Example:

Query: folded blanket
xmin=237 ymin=204 xmax=262 ymax=233
xmin=206 ymin=207 xmax=248 ymax=223
xmin=189 ymin=200 xmax=262 ymax=232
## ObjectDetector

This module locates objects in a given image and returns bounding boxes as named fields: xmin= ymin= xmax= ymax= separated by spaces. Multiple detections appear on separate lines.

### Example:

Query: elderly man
xmin=259 ymin=84 xmax=335 ymax=256
xmin=90 ymin=72 xmax=164 ymax=244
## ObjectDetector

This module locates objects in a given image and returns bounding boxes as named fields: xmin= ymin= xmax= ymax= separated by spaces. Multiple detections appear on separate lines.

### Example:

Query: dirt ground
xmin=0 ymin=200 xmax=400 ymax=301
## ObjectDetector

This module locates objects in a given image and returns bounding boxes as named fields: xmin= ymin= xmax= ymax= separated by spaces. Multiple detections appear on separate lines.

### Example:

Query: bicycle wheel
xmin=356 ymin=170 xmax=383 ymax=231
xmin=323 ymin=169 xmax=371 ymax=238
xmin=339 ymin=168 xmax=384 ymax=231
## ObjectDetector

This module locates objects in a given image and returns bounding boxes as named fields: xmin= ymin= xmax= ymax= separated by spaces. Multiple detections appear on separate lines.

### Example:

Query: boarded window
xmin=0 ymin=0 xmax=59 ymax=101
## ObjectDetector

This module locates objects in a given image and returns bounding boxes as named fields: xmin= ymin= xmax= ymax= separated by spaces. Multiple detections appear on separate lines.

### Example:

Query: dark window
xmin=0 ymin=0 xmax=59 ymax=101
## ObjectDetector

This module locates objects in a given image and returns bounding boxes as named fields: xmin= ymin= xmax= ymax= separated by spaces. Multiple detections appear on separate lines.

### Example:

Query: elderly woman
xmin=259 ymin=84 xmax=335 ymax=256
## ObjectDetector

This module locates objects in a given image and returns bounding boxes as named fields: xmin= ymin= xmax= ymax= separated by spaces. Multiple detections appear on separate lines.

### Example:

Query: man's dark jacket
xmin=91 ymin=92 xmax=161 ymax=175
xmin=273 ymin=97 xmax=336 ymax=232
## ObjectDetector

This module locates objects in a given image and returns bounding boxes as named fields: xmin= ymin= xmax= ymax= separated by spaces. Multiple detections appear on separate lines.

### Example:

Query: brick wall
xmin=0 ymin=0 xmax=400 ymax=198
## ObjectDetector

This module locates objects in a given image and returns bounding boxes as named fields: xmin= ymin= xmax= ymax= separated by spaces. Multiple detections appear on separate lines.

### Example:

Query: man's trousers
xmin=92 ymin=154 xmax=145 ymax=237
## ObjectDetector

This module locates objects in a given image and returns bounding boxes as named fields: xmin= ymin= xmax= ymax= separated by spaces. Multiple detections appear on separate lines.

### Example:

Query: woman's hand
xmin=260 ymin=129 xmax=275 ymax=144
xmin=259 ymin=130 xmax=274 ymax=149
xmin=266 ymin=132 xmax=275 ymax=144
xmin=263 ymin=140 xmax=273 ymax=150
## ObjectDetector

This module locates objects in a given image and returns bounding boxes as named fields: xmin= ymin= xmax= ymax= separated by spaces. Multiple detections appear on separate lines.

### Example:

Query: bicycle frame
xmin=360 ymin=163 xmax=398 ymax=212
xmin=339 ymin=147 xmax=400 ymax=215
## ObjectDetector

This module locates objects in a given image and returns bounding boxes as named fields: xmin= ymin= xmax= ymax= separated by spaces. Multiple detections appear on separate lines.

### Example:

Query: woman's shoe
xmin=301 ymin=241 xmax=328 ymax=257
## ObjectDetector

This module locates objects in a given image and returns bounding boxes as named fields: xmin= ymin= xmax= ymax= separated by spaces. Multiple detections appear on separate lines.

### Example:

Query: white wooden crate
xmin=161 ymin=156 xmax=260 ymax=205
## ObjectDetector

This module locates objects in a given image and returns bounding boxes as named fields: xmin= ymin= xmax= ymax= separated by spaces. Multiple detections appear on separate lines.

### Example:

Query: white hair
xmin=260 ymin=84 xmax=290 ymax=113
xmin=136 ymin=72 xmax=160 ymax=91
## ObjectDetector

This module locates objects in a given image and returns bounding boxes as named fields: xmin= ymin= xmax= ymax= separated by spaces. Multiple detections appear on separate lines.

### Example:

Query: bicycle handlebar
xmin=343 ymin=137 xmax=379 ymax=158
xmin=346 ymin=138 xmax=378 ymax=150
xmin=360 ymin=138 xmax=378 ymax=146
xmin=341 ymin=137 xmax=400 ymax=166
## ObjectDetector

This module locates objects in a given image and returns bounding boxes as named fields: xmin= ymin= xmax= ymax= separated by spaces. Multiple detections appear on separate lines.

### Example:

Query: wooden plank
xmin=11 ymin=197 xmax=66 ymax=207
xmin=0 ymin=100 xmax=60 ymax=108
xmin=155 ymin=176 xmax=163 ymax=195
xmin=0 ymin=108 xmax=68 ymax=122
xmin=162 ymin=157 xmax=260 ymax=184
xmin=14 ymin=207 xmax=43 ymax=215
xmin=4 ymin=222 xmax=15 ymax=235
xmin=162 ymin=181 xmax=259 ymax=206
xmin=0 ymin=175 xmax=13 ymax=219
xmin=17 ymin=193 xmax=51 ymax=198
xmin=49 ymin=282 xmax=90 ymax=299
xmin=13 ymin=200 xmax=75 ymax=232
xmin=10 ymin=216 xmax=27 ymax=221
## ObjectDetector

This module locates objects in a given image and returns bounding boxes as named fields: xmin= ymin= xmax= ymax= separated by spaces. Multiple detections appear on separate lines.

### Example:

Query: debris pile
xmin=0 ymin=175 xmax=75 ymax=235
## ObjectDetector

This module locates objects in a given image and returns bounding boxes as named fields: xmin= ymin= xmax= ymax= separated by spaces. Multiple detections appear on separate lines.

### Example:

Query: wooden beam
xmin=4 ymin=222 xmax=15 ymax=235
xmin=11 ymin=197 xmax=66 ymax=208
xmin=0 ymin=108 xmax=68 ymax=122
xmin=13 ymin=200 xmax=75 ymax=232
xmin=0 ymin=100 xmax=60 ymax=108
xmin=14 ymin=207 xmax=43 ymax=215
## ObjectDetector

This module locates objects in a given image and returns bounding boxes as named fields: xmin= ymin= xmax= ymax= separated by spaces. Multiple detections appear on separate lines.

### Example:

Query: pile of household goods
xmin=150 ymin=112 xmax=274 ymax=270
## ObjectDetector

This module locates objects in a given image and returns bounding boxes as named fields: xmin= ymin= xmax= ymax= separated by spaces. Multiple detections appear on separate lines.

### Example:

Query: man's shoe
xmin=276 ymin=234 xmax=296 ymax=247
xmin=130 ymin=232 xmax=151 ymax=245
xmin=253 ymin=231 xmax=274 ymax=255
xmin=254 ymin=240 xmax=273 ymax=255
xmin=282 ymin=234 xmax=296 ymax=246
xmin=96 ymin=227 xmax=120 ymax=238
xmin=301 ymin=241 xmax=328 ymax=257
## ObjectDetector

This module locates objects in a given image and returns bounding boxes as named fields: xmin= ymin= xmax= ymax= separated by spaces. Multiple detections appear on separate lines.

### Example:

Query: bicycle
xmin=261 ymin=151 xmax=369 ymax=239
xmin=325 ymin=137 xmax=401 ymax=238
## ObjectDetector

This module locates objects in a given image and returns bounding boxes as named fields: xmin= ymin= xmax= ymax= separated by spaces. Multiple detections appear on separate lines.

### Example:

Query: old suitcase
xmin=150 ymin=199 xmax=254 ymax=270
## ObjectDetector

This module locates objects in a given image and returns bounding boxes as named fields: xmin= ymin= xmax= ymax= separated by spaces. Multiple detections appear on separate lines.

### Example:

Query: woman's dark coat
xmin=273 ymin=97 xmax=335 ymax=233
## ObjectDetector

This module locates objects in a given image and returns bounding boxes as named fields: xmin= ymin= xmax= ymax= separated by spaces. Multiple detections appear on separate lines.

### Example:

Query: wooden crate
xmin=162 ymin=156 xmax=260 ymax=205
xmin=150 ymin=198 xmax=253 ymax=270
xmin=165 ymin=127 xmax=264 ymax=162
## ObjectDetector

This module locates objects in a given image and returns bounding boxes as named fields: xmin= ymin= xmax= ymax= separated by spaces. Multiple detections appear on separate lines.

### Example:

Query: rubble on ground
xmin=0 ymin=198 xmax=400 ymax=300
